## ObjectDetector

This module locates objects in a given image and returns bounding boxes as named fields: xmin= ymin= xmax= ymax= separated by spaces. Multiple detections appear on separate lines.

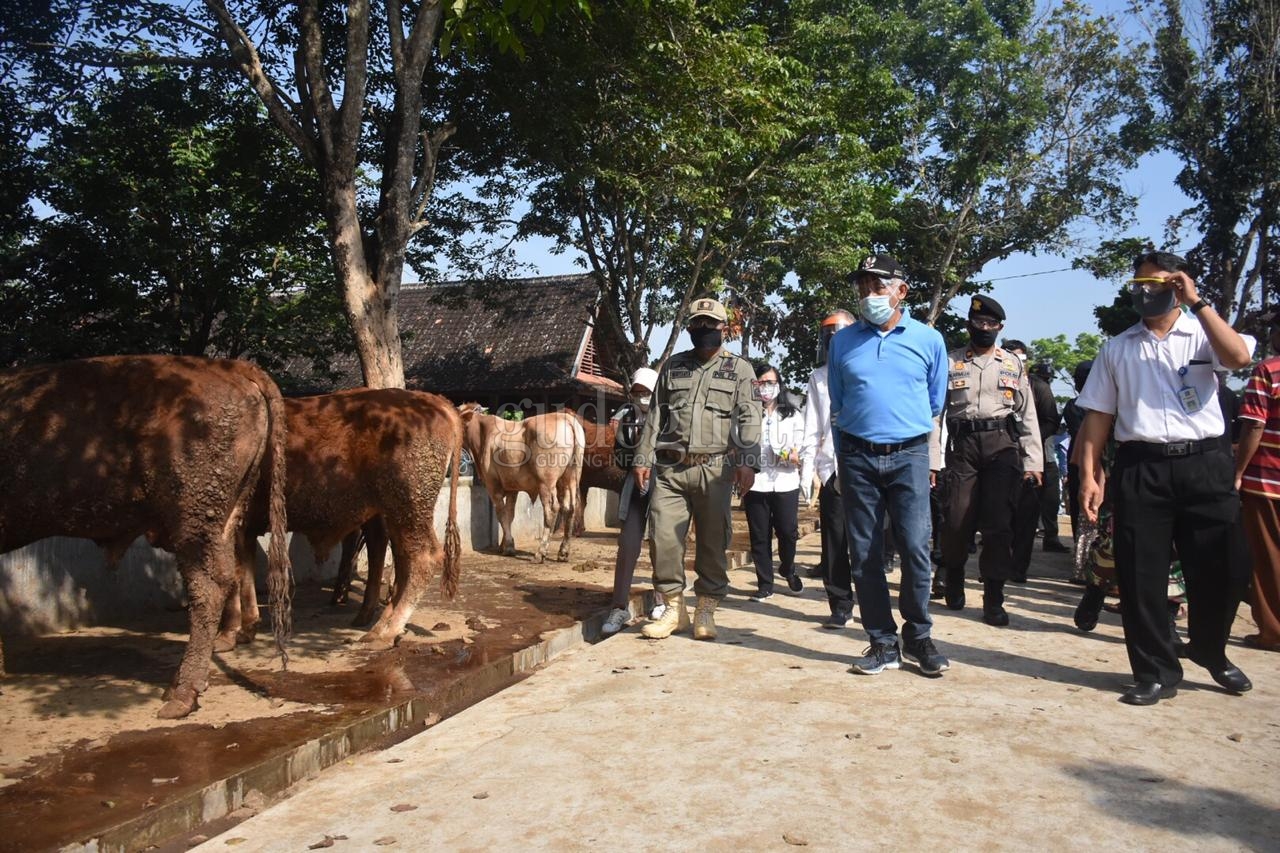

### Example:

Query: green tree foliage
xmin=880 ymin=0 xmax=1152 ymax=324
xmin=1148 ymin=0 xmax=1280 ymax=325
xmin=1 ymin=70 xmax=349 ymax=376
xmin=456 ymin=0 xmax=897 ymax=381
xmin=13 ymin=0 xmax=598 ymax=387
xmin=1027 ymin=332 xmax=1104 ymax=392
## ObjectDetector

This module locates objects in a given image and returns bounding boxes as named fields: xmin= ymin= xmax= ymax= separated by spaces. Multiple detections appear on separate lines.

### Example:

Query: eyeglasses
xmin=969 ymin=317 xmax=1001 ymax=330
xmin=1127 ymin=277 xmax=1173 ymax=294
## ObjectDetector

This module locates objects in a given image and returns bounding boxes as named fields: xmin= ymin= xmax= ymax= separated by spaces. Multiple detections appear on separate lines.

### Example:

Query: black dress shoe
xmin=1189 ymin=654 xmax=1253 ymax=694
xmin=1009 ymin=573 xmax=1028 ymax=585
xmin=1042 ymin=539 xmax=1070 ymax=553
xmin=944 ymin=590 xmax=965 ymax=610
xmin=784 ymin=571 xmax=804 ymax=593
xmin=1120 ymin=682 xmax=1178 ymax=706
xmin=982 ymin=604 xmax=1009 ymax=626
xmin=1074 ymin=584 xmax=1106 ymax=633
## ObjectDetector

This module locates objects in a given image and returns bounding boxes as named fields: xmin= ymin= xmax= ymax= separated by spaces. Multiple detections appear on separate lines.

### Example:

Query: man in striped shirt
xmin=1234 ymin=310 xmax=1280 ymax=651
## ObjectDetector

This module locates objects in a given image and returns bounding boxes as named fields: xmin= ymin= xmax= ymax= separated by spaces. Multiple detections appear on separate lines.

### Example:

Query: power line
xmin=971 ymin=266 xmax=1077 ymax=285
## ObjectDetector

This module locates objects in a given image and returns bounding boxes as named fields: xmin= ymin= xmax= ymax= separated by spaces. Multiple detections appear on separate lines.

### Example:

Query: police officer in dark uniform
xmin=928 ymin=296 xmax=1043 ymax=626
xmin=1009 ymin=347 xmax=1067 ymax=583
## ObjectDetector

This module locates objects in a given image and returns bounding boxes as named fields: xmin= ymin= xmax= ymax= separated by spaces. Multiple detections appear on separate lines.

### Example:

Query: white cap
xmin=631 ymin=367 xmax=659 ymax=391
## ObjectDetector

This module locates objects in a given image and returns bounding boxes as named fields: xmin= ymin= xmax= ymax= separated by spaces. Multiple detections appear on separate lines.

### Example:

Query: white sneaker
xmin=649 ymin=603 xmax=667 ymax=620
xmin=601 ymin=608 xmax=630 ymax=635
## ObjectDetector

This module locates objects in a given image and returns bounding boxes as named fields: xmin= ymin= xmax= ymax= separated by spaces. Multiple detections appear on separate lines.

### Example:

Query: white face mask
xmin=1015 ymin=353 xmax=1026 ymax=363
xmin=758 ymin=382 xmax=780 ymax=402
xmin=635 ymin=394 xmax=652 ymax=410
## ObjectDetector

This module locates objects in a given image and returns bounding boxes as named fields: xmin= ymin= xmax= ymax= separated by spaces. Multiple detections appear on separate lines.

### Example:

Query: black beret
xmin=969 ymin=295 xmax=1005 ymax=321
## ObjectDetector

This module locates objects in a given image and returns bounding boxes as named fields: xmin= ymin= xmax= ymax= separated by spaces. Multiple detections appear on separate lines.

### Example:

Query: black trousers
xmin=939 ymin=430 xmax=1022 ymax=583
xmin=1011 ymin=475 xmax=1042 ymax=579
xmin=818 ymin=474 xmax=854 ymax=616
xmin=1066 ymin=462 xmax=1082 ymax=540
xmin=1111 ymin=446 xmax=1248 ymax=685
xmin=743 ymin=489 xmax=799 ymax=594
xmin=1040 ymin=463 xmax=1062 ymax=542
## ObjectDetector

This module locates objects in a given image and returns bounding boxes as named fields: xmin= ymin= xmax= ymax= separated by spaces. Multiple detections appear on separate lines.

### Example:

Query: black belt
xmin=1116 ymin=438 xmax=1219 ymax=460
xmin=840 ymin=432 xmax=929 ymax=455
xmin=948 ymin=417 xmax=1008 ymax=436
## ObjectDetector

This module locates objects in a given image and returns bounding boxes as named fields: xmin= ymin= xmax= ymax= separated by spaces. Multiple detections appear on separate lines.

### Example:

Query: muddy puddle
xmin=0 ymin=533 xmax=625 ymax=853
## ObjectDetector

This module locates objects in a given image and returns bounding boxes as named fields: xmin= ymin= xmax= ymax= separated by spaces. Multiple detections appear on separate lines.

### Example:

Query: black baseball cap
xmin=854 ymin=253 xmax=907 ymax=282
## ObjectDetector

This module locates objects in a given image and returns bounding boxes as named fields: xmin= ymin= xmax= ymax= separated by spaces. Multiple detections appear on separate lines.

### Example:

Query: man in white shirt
xmin=1077 ymin=250 xmax=1254 ymax=706
xmin=800 ymin=310 xmax=855 ymax=627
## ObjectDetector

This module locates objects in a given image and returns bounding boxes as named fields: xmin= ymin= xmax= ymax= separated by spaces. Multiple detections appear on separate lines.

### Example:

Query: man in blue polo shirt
xmin=829 ymin=253 xmax=950 ymax=676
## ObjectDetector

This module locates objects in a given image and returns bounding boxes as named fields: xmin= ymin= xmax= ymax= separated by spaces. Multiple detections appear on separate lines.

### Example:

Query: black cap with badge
xmin=969 ymin=295 xmax=1006 ymax=322
xmin=853 ymin=253 xmax=907 ymax=282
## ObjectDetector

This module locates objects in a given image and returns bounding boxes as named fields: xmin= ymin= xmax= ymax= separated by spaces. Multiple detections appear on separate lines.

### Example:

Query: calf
xmin=0 ymin=356 xmax=291 ymax=719
xmin=573 ymin=415 xmax=625 ymax=536
xmin=459 ymin=404 xmax=584 ymax=563
xmin=220 ymin=389 xmax=462 ymax=650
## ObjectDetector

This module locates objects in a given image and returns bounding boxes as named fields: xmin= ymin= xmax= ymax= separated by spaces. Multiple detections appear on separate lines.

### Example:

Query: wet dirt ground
xmin=0 ymin=511 xmax=803 ymax=853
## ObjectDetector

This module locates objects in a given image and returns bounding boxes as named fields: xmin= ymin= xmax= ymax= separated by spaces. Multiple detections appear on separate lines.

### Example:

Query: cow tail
xmin=442 ymin=424 xmax=462 ymax=600
xmin=263 ymin=383 xmax=293 ymax=668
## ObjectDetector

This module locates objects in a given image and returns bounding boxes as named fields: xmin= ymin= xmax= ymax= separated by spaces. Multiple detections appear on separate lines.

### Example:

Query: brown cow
xmin=220 ymin=389 xmax=463 ymax=650
xmin=0 ymin=355 xmax=291 ymax=719
xmin=573 ymin=415 xmax=625 ymax=536
xmin=459 ymin=404 xmax=584 ymax=563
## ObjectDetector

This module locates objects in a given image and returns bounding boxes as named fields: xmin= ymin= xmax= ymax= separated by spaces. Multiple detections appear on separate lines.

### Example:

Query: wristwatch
xmin=1190 ymin=299 xmax=1210 ymax=313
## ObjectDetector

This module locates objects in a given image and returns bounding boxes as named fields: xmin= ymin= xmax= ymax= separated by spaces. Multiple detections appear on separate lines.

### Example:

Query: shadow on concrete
xmin=1061 ymin=759 xmax=1280 ymax=847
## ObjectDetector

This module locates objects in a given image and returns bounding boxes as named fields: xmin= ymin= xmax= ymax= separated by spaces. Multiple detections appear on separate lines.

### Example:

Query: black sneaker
xmin=785 ymin=571 xmax=803 ymax=593
xmin=902 ymin=637 xmax=950 ymax=677
xmin=749 ymin=589 xmax=774 ymax=602
xmin=822 ymin=611 xmax=851 ymax=630
xmin=849 ymin=642 xmax=901 ymax=675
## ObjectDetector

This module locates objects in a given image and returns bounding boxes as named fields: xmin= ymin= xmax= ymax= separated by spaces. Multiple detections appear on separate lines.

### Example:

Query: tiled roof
xmin=281 ymin=274 xmax=623 ymax=396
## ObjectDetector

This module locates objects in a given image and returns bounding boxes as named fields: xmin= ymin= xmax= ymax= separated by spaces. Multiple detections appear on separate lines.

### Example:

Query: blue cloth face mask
xmin=861 ymin=294 xmax=895 ymax=326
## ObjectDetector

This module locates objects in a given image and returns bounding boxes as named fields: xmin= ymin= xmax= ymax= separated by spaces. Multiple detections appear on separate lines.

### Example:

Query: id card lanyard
xmin=1176 ymin=365 xmax=1203 ymax=414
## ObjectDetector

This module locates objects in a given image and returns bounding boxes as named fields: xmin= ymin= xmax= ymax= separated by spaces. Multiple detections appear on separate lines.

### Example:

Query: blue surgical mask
xmin=861 ymin=295 xmax=895 ymax=326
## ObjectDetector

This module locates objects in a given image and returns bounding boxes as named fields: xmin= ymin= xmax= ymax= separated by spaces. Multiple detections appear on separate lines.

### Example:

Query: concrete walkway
xmin=197 ymin=532 xmax=1280 ymax=852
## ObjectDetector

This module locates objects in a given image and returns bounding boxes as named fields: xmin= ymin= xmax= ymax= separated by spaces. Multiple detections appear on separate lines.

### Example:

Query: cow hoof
xmin=156 ymin=688 xmax=199 ymax=719
xmin=557 ymin=547 xmax=571 ymax=562
xmin=357 ymin=631 xmax=399 ymax=650
xmin=532 ymin=552 xmax=546 ymax=564
xmin=213 ymin=633 xmax=237 ymax=654
xmin=236 ymin=627 xmax=258 ymax=645
xmin=501 ymin=547 xmax=516 ymax=557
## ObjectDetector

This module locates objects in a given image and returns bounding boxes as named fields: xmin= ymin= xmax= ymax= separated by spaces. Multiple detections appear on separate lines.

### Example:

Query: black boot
xmin=944 ymin=567 xmax=966 ymax=610
xmin=1074 ymin=583 xmax=1106 ymax=632
xmin=982 ymin=579 xmax=1009 ymax=626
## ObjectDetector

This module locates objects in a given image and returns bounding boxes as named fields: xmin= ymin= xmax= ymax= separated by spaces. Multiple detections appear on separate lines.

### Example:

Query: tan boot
xmin=641 ymin=591 xmax=689 ymax=639
xmin=693 ymin=595 xmax=719 ymax=641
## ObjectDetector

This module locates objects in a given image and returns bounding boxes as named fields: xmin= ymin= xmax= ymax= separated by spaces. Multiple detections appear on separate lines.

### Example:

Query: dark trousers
xmin=1040 ymin=463 xmax=1062 ymax=543
xmin=939 ymin=431 xmax=1022 ymax=583
xmin=1011 ymin=476 xmax=1041 ymax=579
xmin=818 ymin=474 xmax=854 ymax=616
xmin=743 ymin=489 xmax=799 ymax=594
xmin=1111 ymin=446 xmax=1247 ymax=685
xmin=1066 ymin=462 xmax=1082 ymax=540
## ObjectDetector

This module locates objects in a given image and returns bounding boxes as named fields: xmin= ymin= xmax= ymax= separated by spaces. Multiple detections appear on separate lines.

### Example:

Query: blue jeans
xmin=837 ymin=437 xmax=934 ymax=646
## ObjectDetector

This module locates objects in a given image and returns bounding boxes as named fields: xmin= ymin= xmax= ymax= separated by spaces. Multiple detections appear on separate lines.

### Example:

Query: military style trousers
xmin=648 ymin=457 xmax=735 ymax=599
xmin=939 ymin=430 xmax=1022 ymax=583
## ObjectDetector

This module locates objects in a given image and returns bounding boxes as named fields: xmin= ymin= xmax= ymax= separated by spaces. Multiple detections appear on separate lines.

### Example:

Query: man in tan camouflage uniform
xmin=929 ymin=295 xmax=1042 ymax=626
xmin=634 ymin=296 xmax=762 ymax=640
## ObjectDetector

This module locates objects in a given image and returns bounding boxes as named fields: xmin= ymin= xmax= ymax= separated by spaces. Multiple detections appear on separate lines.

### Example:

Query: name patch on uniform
xmin=669 ymin=367 xmax=692 ymax=379
xmin=949 ymin=378 xmax=969 ymax=390
xmin=713 ymin=371 xmax=737 ymax=381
